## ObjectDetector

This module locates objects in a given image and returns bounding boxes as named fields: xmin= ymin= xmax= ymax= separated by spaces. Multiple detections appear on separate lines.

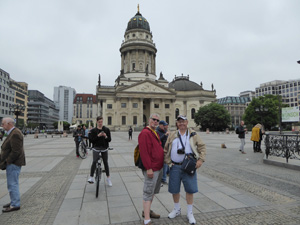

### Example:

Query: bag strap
xmin=145 ymin=126 xmax=161 ymax=144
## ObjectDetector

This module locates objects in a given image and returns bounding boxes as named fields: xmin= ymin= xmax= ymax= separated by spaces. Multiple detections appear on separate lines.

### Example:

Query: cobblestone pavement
xmin=0 ymin=132 xmax=299 ymax=225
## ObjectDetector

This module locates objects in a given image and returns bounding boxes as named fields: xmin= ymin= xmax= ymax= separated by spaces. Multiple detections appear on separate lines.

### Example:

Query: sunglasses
xmin=151 ymin=118 xmax=160 ymax=122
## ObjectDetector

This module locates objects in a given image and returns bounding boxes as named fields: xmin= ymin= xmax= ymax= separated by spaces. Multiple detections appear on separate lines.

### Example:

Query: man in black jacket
xmin=156 ymin=120 xmax=170 ymax=184
xmin=88 ymin=116 xmax=112 ymax=186
xmin=237 ymin=120 xmax=247 ymax=154
xmin=73 ymin=125 xmax=84 ymax=158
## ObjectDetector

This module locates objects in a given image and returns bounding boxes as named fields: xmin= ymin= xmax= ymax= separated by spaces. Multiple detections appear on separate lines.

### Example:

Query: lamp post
xmin=9 ymin=103 xmax=25 ymax=128
xmin=255 ymin=105 xmax=268 ymax=125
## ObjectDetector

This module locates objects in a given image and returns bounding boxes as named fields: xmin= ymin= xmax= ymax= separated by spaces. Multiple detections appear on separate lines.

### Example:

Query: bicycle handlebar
xmin=90 ymin=147 xmax=113 ymax=152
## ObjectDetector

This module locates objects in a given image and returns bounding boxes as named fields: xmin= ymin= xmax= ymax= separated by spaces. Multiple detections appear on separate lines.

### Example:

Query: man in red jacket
xmin=138 ymin=113 xmax=164 ymax=225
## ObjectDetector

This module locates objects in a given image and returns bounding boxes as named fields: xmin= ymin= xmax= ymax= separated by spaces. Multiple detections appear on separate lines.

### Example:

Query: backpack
xmin=235 ymin=127 xmax=239 ymax=134
xmin=133 ymin=144 xmax=140 ymax=166
xmin=134 ymin=144 xmax=145 ymax=170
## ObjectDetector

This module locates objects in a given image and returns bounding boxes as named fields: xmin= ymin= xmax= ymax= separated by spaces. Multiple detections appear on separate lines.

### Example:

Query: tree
xmin=194 ymin=102 xmax=231 ymax=131
xmin=53 ymin=121 xmax=70 ymax=130
xmin=243 ymin=95 xmax=285 ymax=130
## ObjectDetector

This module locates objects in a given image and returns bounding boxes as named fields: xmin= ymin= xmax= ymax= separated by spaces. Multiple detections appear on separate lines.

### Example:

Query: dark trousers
xmin=129 ymin=133 xmax=132 ymax=140
xmin=75 ymin=141 xmax=80 ymax=156
xmin=90 ymin=150 xmax=109 ymax=177
xmin=253 ymin=141 xmax=260 ymax=152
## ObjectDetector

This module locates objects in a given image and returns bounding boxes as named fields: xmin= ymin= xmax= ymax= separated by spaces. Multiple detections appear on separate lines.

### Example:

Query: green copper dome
xmin=126 ymin=12 xmax=150 ymax=32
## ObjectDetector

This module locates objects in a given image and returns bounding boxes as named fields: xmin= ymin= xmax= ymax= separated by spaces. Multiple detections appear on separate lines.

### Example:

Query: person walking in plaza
xmin=128 ymin=126 xmax=133 ymax=140
xmin=138 ymin=113 xmax=164 ymax=225
xmin=88 ymin=116 xmax=112 ymax=186
xmin=0 ymin=117 xmax=26 ymax=213
xmin=237 ymin=120 xmax=247 ymax=154
xmin=155 ymin=120 xmax=170 ymax=185
xmin=73 ymin=125 xmax=84 ymax=158
xmin=164 ymin=115 xmax=206 ymax=224
xmin=82 ymin=124 xmax=89 ymax=146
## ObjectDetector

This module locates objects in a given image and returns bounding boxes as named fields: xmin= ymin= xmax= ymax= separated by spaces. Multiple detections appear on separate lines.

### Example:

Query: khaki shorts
xmin=143 ymin=169 xmax=163 ymax=201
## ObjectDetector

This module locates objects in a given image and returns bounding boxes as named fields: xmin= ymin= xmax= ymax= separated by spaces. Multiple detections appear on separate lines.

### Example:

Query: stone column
xmin=121 ymin=53 xmax=124 ymax=71
xmin=144 ymin=51 xmax=147 ymax=73
xmin=140 ymin=98 xmax=144 ymax=127
xmin=161 ymin=99 xmax=165 ymax=120
xmin=115 ymin=97 xmax=120 ymax=128
xmin=101 ymin=100 xmax=106 ymax=119
xmin=135 ymin=50 xmax=138 ymax=71
xmin=128 ymin=97 xmax=132 ymax=125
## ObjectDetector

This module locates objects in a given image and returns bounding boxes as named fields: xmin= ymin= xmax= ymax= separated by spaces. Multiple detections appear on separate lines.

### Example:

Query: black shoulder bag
xmin=178 ymin=133 xmax=197 ymax=176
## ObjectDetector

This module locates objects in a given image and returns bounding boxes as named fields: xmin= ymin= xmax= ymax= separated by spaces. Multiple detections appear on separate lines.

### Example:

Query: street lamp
xmin=9 ymin=103 xmax=25 ymax=128
xmin=255 ymin=105 xmax=268 ymax=125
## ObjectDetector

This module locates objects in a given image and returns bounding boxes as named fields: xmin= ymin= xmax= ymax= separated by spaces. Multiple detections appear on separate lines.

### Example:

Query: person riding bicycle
xmin=88 ymin=116 xmax=112 ymax=186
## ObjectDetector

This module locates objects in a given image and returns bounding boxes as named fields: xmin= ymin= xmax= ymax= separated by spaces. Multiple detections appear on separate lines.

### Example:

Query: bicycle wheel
xmin=96 ymin=165 xmax=102 ymax=198
xmin=78 ymin=142 xmax=87 ymax=159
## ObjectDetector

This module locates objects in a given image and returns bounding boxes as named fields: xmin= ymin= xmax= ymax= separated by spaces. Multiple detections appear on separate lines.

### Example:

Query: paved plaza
xmin=0 ymin=131 xmax=300 ymax=225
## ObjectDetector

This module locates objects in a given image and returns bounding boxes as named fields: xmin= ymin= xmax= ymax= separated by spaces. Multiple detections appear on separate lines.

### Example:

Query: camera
xmin=177 ymin=148 xmax=185 ymax=154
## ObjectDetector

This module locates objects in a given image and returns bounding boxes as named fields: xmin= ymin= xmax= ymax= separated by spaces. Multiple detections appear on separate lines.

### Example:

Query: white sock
xmin=187 ymin=204 xmax=193 ymax=214
xmin=174 ymin=202 xmax=180 ymax=210
xmin=144 ymin=219 xmax=151 ymax=224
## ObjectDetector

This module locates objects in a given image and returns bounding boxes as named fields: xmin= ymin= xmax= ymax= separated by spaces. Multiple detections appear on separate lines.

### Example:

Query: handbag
xmin=181 ymin=154 xmax=197 ymax=175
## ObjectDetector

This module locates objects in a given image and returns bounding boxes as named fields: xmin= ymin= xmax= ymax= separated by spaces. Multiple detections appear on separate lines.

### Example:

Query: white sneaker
xmin=168 ymin=208 xmax=181 ymax=219
xmin=187 ymin=212 xmax=196 ymax=224
xmin=88 ymin=176 xmax=94 ymax=184
xmin=107 ymin=178 xmax=112 ymax=186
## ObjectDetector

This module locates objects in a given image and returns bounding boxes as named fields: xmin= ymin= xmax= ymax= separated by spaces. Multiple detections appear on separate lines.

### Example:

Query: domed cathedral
xmin=96 ymin=6 xmax=216 ymax=131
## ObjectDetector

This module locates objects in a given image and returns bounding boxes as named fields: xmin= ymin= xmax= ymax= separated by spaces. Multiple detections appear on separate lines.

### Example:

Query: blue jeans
xmin=6 ymin=164 xmax=21 ymax=207
xmin=161 ymin=163 xmax=169 ymax=182
xmin=168 ymin=164 xmax=198 ymax=194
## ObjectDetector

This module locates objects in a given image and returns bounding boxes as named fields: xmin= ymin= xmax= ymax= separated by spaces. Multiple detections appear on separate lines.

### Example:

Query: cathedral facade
xmin=96 ymin=9 xmax=216 ymax=131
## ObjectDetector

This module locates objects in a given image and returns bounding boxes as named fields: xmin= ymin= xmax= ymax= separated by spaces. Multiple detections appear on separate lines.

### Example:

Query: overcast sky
xmin=1 ymin=0 xmax=300 ymax=100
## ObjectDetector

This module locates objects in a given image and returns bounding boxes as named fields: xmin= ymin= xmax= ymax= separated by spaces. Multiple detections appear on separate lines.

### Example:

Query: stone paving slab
xmin=0 ymin=132 xmax=299 ymax=225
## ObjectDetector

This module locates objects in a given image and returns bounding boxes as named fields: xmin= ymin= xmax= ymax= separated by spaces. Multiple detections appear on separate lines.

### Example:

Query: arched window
xmin=191 ymin=108 xmax=196 ymax=119
xmin=175 ymin=108 xmax=179 ymax=119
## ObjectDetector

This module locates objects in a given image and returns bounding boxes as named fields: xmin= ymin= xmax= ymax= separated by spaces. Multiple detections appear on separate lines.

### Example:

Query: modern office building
xmin=217 ymin=96 xmax=251 ymax=127
xmin=10 ymin=79 xmax=28 ymax=127
xmin=0 ymin=68 xmax=15 ymax=121
xmin=53 ymin=86 xmax=76 ymax=124
xmin=239 ymin=90 xmax=256 ymax=101
xmin=27 ymin=90 xmax=59 ymax=130
xmin=255 ymin=80 xmax=300 ymax=107
xmin=72 ymin=94 xmax=98 ymax=126
xmin=95 ymin=8 xmax=216 ymax=131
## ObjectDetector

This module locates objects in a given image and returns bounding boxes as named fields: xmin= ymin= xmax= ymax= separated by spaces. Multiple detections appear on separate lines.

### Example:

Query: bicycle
xmin=90 ymin=147 xmax=113 ymax=198
xmin=78 ymin=138 xmax=89 ymax=159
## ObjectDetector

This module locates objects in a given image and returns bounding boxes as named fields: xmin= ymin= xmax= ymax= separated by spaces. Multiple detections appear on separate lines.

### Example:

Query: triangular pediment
xmin=117 ymin=80 xmax=175 ymax=94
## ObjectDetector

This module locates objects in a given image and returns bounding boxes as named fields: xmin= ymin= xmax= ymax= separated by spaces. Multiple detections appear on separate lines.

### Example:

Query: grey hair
xmin=149 ymin=113 xmax=160 ymax=119
xmin=2 ymin=117 xmax=15 ymax=125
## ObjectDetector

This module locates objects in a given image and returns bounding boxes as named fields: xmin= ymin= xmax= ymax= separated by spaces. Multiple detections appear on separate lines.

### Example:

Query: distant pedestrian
xmin=128 ymin=126 xmax=133 ymax=140
xmin=0 ymin=117 xmax=26 ymax=213
xmin=73 ymin=125 xmax=84 ymax=158
xmin=237 ymin=120 xmax=247 ymax=154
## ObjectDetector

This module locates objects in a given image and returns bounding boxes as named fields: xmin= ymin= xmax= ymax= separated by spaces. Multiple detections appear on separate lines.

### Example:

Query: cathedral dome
xmin=169 ymin=76 xmax=203 ymax=91
xmin=126 ymin=12 xmax=150 ymax=32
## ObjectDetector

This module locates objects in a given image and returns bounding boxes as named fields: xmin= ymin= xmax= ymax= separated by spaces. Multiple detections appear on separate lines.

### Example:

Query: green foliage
xmin=243 ymin=95 xmax=284 ymax=130
xmin=27 ymin=122 xmax=39 ymax=129
xmin=194 ymin=102 xmax=231 ymax=131
xmin=53 ymin=121 xmax=70 ymax=130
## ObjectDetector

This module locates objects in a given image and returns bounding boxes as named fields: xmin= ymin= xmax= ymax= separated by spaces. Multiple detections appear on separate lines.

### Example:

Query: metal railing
xmin=265 ymin=133 xmax=300 ymax=163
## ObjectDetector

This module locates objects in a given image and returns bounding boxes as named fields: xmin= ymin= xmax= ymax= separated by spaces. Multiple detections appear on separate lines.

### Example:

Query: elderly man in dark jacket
xmin=0 ymin=117 xmax=26 ymax=213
